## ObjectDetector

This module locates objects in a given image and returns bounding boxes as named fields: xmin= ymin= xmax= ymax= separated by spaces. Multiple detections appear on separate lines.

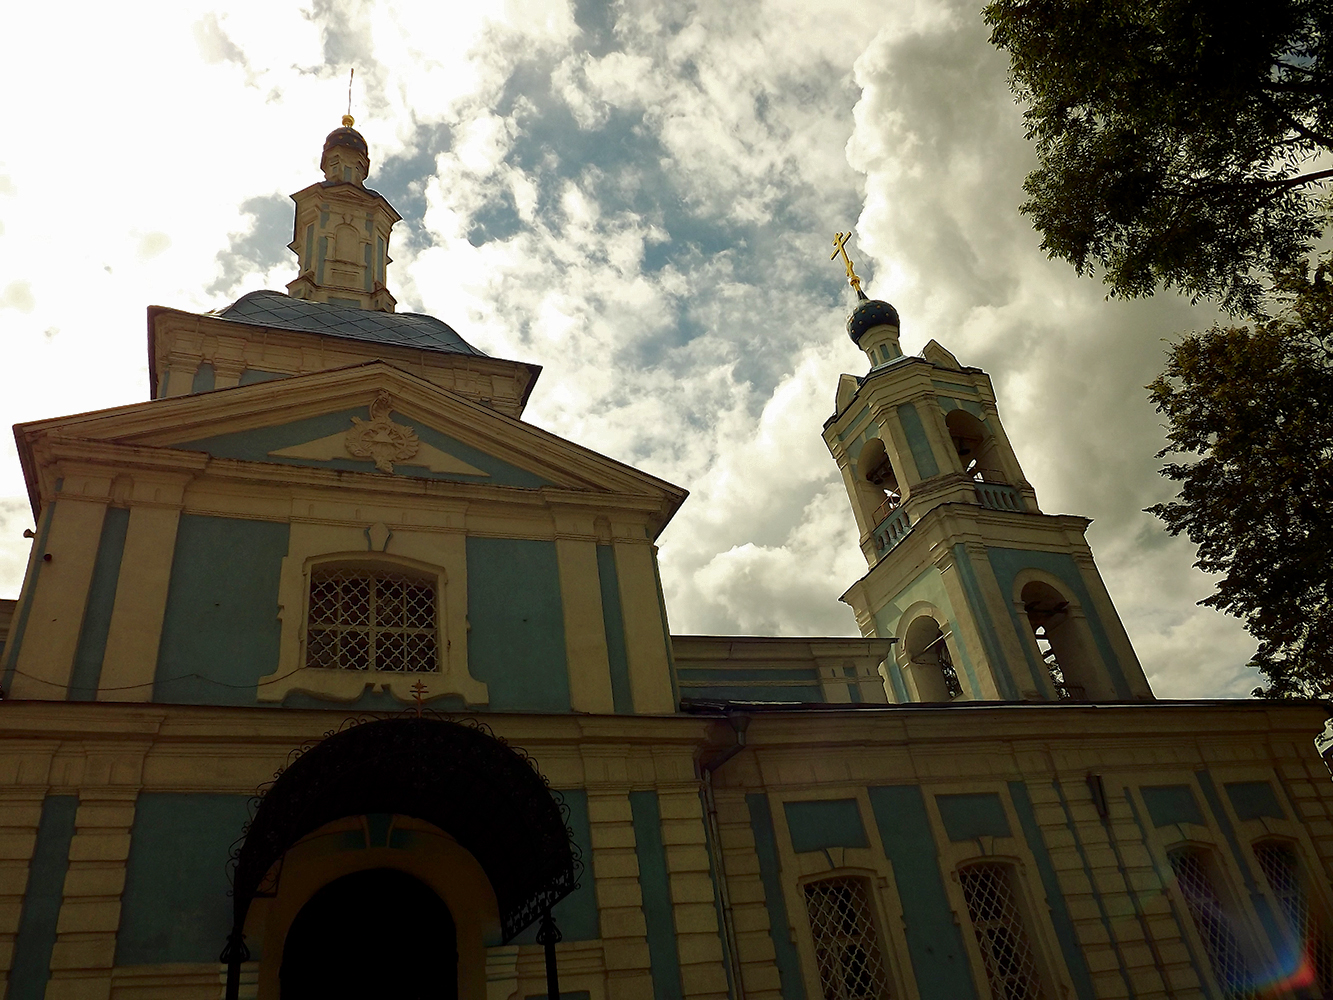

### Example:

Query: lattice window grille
xmin=306 ymin=568 xmax=439 ymax=673
xmin=1254 ymin=841 xmax=1333 ymax=993
xmin=958 ymin=863 xmax=1045 ymax=1000
xmin=1168 ymin=847 xmax=1256 ymax=999
xmin=803 ymin=877 xmax=894 ymax=1000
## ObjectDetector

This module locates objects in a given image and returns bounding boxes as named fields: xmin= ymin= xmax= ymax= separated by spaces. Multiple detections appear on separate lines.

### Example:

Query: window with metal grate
xmin=803 ymin=877 xmax=893 ymax=1000
xmin=1253 ymin=840 xmax=1333 ymax=993
xmin=306 ymin=567 xmax=439 ymax=673
xmin=1167 ymin=847 xmax=1256 ymax=999
xmin=958 ymin=863 xmax=1045 ymax=1000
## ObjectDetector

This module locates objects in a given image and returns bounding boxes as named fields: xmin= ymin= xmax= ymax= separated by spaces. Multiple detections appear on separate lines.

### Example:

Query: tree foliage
xmin=1147 ymin=260 xmax=1333 ymax=697
xmin=984 ymin=0 xmax=1333 ymax=315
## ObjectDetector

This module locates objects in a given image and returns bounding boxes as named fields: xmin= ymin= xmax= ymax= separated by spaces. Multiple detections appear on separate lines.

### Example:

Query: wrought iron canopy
xmin=228 ymin=716 xmax=578 ymax=945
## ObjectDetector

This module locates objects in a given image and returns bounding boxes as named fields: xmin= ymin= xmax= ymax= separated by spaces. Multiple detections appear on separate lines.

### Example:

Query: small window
xmin=803 ymin=877 xmax=893 ymax=999
xmin=1168 ymin=846 xmax=1254 ymax=997
xmin=958 ymin=863 xmax=1045 ymax=1000
xmin=1254 ymin=840 xmax=1333 ymax=993
xmin=306 ymin=567 xmax=438 ymax=673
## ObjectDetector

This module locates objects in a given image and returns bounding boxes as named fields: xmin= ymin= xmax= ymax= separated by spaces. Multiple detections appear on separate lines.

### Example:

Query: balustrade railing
xmin=974 ymin=482 xmax=1026 ymax=512
xmin=871 ymin=506 xmax=912 ymax=556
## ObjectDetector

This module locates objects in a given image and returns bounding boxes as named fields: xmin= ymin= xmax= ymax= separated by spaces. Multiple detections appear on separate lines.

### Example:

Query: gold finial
xmin=343 ymin=68 xmax=355 ymax=127
xmin=831 ymin=231 xmax=863 ymax=294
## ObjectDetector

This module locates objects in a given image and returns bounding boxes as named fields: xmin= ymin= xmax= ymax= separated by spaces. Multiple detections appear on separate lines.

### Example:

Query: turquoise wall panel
xmin=1008 ymin=781 xmax=1096 ymax=1000
xmin=117 ymin=793 xmax=252 ymax=964
xmin=935 ymin=792 xmax=1011 ymax=841
xmin=177 ymin=407 xmax=550 ymax=488
xmin=597 ymin=544 xmax=634 ymax=714
xmin=746 ymin=794 xmax=806 ymax=1000
xmin=784 ymin=799 xmax=868 ymax=853
xmin=465 ymin=537 xmax=570 ymax=712
xmin=1224 ymin=781 xmax=1283 ymax=821
xmin=873 ymin=564 xmax=981 ymax=699
xmin=155 ymin=514 xmax=289 ymax=706
xmin=985 ymin=547 xmax=1131 ymax=698
xmin=630 ymin=791 xmax=685 ymax=1000
xmin=68 ymin=507 xmax=129 ymax=702
xmin=236 ymin=368 xmax=287 ymax=385
xmin=897 ymin=403 xmax=940 ymax=478
xmin=868 ymin=785 xmax=978 ymax=1000
xmin=8 ymin=795 xmax=77 ymax=1000
xmin=1140 ymin=785 xmax=1203 ymax=827
xmin=950 ymin=543 xmax=1017 ymax=699
xmin=190 ymin=363 xmax=216 ymax=393
xmin=674 ymin=667 xmax=823 ymax=704
xmin=513 ymin=790 xmax=599 ymax=942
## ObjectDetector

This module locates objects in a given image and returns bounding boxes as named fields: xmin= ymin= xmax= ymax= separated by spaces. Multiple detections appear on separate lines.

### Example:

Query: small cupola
xmin=321 ymin=115 xmax=370 ymax=186
xmin=831 ymin=232 xmax=902 ymax=367
xmin=847 ymin=294 xmax=903 ymax=367
xmin=286 ymin=116 xmax=402 ymax=312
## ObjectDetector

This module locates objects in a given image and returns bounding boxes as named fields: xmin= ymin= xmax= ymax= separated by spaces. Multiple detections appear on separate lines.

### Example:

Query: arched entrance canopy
xmin=222 ymin=716 xmax=578 ymax=998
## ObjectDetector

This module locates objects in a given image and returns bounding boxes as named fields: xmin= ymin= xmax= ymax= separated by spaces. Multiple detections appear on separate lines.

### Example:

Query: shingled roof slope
xmin=214 ymin=290 xmax=486 ymax=357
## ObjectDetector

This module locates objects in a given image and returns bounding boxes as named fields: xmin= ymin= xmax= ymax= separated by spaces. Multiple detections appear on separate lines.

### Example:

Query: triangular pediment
xmin=17 ymin=362 xmax=687 ymax=504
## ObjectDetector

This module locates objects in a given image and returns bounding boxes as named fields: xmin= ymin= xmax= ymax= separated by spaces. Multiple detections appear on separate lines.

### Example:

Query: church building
xmin=0 ymin=118 xmax=1330 ymax=1000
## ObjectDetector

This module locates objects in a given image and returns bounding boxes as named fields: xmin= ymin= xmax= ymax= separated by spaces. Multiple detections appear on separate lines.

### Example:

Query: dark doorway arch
xmin=223 ymin=716 xmax=578 ymax=999
xmin=280 ymin=868 xmax=458 ymax=1000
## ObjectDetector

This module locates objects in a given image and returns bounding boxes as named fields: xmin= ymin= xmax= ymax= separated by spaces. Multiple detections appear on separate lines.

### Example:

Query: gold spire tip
xmin=342 ymin=114 xmax=355 ymax=127
xmin=830 ymin=231 xmax=863 ymax=293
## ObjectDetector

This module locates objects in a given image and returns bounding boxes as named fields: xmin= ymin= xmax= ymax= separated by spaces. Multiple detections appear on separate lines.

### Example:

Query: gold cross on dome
xmin=831 ymin=231 xmax=864 ymax=294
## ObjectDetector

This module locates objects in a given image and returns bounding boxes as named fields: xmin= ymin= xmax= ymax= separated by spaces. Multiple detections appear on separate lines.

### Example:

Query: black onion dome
xmin=847 ymin=297 xmax=900 ymax=344
xmin=323 ymin=126 xmax=369 ymax=160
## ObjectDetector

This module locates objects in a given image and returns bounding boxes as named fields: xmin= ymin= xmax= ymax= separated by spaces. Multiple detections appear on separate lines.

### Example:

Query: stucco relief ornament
xmin=345 ymin=391 xmax=419 ymax=473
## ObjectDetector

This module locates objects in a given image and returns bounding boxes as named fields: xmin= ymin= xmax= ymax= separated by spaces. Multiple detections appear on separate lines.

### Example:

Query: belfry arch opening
xmin=1022 ymin=581 xmax=1093 ymax=700
xmin=279 ymin=868 xmax=457 ymax=1000
xmin=945 ymin=410 xmax=1006 ymax=483
xmin=857 ymin=436 xmax=901 ymax=525
xmin=903 ymin=615 xmax=963 ymax=701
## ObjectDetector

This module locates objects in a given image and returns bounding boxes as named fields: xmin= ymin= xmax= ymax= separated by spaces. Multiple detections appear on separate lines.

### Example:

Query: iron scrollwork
xmin=222 ymin=712 xmax=580 ymax=999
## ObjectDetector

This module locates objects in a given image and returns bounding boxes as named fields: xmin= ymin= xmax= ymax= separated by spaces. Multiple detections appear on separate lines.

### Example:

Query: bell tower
xmin=822 ymin=238 xmax=1153 ymax=704
xmin=286 ymin=116 xmax=401 ymax=312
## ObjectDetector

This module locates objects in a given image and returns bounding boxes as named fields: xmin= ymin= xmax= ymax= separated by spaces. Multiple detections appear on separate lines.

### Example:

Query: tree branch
xmin=1255 ymin=92 xmax=1333 ymax=148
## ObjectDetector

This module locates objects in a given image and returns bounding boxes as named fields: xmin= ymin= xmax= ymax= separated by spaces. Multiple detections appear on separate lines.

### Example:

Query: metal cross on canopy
xmin=831 ymin=231 xmax=864 ymax=294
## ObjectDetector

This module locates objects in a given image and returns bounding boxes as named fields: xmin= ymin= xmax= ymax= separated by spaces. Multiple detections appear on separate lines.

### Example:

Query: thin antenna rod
xmin=347 ymin=68 xmax=354 ymax=118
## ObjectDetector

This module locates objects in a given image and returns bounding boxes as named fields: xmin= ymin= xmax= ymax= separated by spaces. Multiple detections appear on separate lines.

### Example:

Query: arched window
xmin=1253 ymin=840 xmax=1333 ymax=992
xmin=1167 ymin=846 xmax=1255 ymax=997
xmin=946 ymin=410 xmax=1006 ymax=483
xmin=904 ymin=616 xmax=962 ymax=701
xmin=1021 ymin=581 xmax=1087 ymax=700
xmin=857 ymin=437 xmax=901 ymax=524
xmin=306 ymin=566 xmax=439 ymax=673
xmin=958 ymin=862 xmax=1046 ymax=1000
xmin=803 ymin=876 xmax=894 ymax=999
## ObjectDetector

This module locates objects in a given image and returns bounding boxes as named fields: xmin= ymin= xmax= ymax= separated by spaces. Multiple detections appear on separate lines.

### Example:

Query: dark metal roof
xmin=213 ymin=290 xmax=487 ymax=357
xmin=324 ymin=125 xmax=369 ymax=159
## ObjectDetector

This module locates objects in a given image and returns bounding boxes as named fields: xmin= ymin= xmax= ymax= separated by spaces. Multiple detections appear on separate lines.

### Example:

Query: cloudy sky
xmin=0 ymin=0 xmax=1259 ymax=697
